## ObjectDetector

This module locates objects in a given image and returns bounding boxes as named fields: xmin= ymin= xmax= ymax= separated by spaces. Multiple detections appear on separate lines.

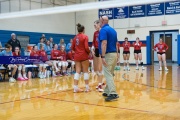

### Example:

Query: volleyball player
xmin=66 ymin=50 xmax=75 ymax=74
xmin=13 ymin=46 xmax=28 ymax=80
xmin=71 ymin=23 xmax=90 ymax=92
xmin=122 ymin=37 xmax=130 ymax=71
xmin=59 ymin=45 xmax=68 ymax=76
xmin=51 ymin=44 xmax=62 ymax=76
xmin=91 ymin=20 xmax=104 ymax=92
xmin=154 ymin=38 xmax=169 ymax=71
xmin=133 ymin=37 xmax=145 ymax=70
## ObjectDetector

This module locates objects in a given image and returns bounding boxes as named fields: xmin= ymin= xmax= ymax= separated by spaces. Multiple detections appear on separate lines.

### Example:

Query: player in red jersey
xmin=122 ymin=37 xmax=130 ymax=71
xmin=133 ymin=37 xmax=145 ymax=70
xmin=30 ymin=46 xmax=39 ymax=57
xmin=59 ymin=45 xmax=68 ymax=76
xmin=154 ymin=38 xmax=169 ymax=71
xmin=51 ymin=44 xmax=62 ymax=76
xmin=13 ymin=47 xmax=28 ymax=81
xmin=71 ymin=23 xmax=90 ymax=93
xmin=67 ymin=50 xmax=75 ymax=74
xmin=91 ymin=20 xmax=104 ymax=92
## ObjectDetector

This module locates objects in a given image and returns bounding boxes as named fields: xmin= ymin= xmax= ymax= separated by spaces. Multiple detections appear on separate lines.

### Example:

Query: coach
xmin=99 ymin=16 xmax=119 ymax=102
xmin=7 ymin=33 xmax=21 ymax=52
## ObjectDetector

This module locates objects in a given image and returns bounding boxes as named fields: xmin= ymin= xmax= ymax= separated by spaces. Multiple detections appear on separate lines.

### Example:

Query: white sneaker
xmin=98 ymin=85 xmax=104 ymax=92
xmin=136 ymin=66 xmax=139 ymax=70
xmin=123 ymin=66 xmax=126 ymax=71
xmin=39 ymin=74 xmax=44 ymax=79
xmin=165 ymin=67 xmax=168 ymax=71
xmin=159 ymin=67 xmax=162 ymax=71
xmin=9 ymin=77 xmax=16 ymax=82
xmin=142 ymin=66 xmax=145 ymax=70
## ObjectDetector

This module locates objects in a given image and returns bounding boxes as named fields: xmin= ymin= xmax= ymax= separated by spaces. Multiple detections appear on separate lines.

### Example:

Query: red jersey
xmin=51 ymin=50 xmax=60 ymax=60
xmin=30 ymin=50 xmax=39 ymax=56
xmin=133 ymin=42 xmax=142 ymax=50
xmin=123 ymin=42 xmax=130 ymax=51
xmin=67 ymin=51 xmax=75 ymax=61
xmin=71 ymin=33 xmax=90 ymax=61
xmin=92 ymin=31 xmax=99 ymax=48
xmin=38 ymin=50 xmax=48 ymax=62
xmin=59 ymin=50 xmax=66 ymax=61
xmin=154 ymin=42 xmax=168 ymax=53
xmin=13 ymin=52 xmax=20 ymax=56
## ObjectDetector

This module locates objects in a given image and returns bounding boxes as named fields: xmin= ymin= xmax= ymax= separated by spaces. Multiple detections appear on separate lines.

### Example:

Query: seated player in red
xmin=59 ymin=45 xmax=68 ymax=76
xmin=67 ymin=50 xmax=75 ymax=74
xmin=13 ymin=46 xmax=28 ymax=81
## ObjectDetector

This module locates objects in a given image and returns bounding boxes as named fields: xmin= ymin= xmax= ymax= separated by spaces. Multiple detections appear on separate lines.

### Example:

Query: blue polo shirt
xmin=98 ymin=24 xmax=117 ymax=55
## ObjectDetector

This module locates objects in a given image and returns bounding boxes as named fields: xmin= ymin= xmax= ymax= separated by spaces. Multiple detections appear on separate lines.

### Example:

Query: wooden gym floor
xmin=0 ymin=64 xmax=180 ymax=120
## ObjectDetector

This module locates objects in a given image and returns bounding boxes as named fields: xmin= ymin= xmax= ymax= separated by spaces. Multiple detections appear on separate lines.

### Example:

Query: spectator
xmin=7 ymin=33 xmax=21 ymax=52
xmin=49 ymin=37 xmax=54 ymax=49
xmin=37 ymin=37 xmax=47 ymax=51
xmin=58 ymin=39 xmax=66 ymax=50
xmin=46 ymin=40 xmax=52 ymax=60
xmin=0 ymin=44 xmax=17 ymax=82
xmin=66 ymin=39 xmax=73 ymax=52
xmin=41 ymin=34 xmax=47 ymax=43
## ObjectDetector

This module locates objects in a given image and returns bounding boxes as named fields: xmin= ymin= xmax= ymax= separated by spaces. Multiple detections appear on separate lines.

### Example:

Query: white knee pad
xmin=18 ymin=65 xmax=22 ymax=70
xmin=22 ymin=66 xmax=25 ymax=71
xmin=62 ymin=61 xmax=68 ymax=67
xmin=98 ymin=71 xmax=103 ymax=76
xmin=74 ymin=73 xmax=80 ymax=80
xmin=43 ymin=64 xmax=46 ymax=68
xmin=58 ymin=62 xmax=62 ymax=67
xmin=72 ymin=61 xmax=75 ymax=66
xmin=84 ymin=73 xmax=89 ymax=80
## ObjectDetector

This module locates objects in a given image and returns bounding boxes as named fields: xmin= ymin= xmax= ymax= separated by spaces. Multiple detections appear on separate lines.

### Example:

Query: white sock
xmin=85 ymin=84 xmax=89 ymax=89
xmin=18 ymin=73 xmax=22 ymax=78
xmin=74 ymin=85 xmax=78 ymax=89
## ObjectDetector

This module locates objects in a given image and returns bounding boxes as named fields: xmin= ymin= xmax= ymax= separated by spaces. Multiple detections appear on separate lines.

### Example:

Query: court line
xmin=38 ymin=96 xmax=150 ymax=113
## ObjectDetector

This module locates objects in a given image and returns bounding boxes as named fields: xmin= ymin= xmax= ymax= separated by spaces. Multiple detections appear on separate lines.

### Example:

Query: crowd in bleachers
xmin=0 ymin=33 xmax=92 ymax=82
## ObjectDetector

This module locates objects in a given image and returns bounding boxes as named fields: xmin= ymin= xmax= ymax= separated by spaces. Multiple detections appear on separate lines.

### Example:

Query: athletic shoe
xmin=102 ymin=93 xmax=108 ymax=97
xmin=17 ymin=77 xmax=25 ymax=81
xmin=52 ymin=73 xmax=57 ymax=77
xmin=96 ymin=83 xmax=106 ymax=89
xmin=123 ymin=66 xmax=126 ymax=71
xmin=73 ymin=88 xmax=83 ymax=93
xmin=98 ymin=85 xmax=104 ymax=92
xmin=105 ymin=94 xmax=119 ymax=102
xmin=142 ymin=66 xmax=145 ymax=70
xmin=9 ymin=77 xmax=16 ymax=82
xmin=85 ymin=88 xmax=91 ymax=92
xmin=72 ymin=71 xmax=76 ymax=75
xmin=165 ymin=67 xmax=168 ymax=71
xmin=135 ymin=66 xmax=139 ymax=70
xmin=39 ymin=74 xmax=44 ymax=79
xmin=23 ymin=76 xmax=29 ymax=80
xmin=159 ymin=67 xmax=162 ymax=71
xmin=63 ymin=72 xmax=68 ymax=76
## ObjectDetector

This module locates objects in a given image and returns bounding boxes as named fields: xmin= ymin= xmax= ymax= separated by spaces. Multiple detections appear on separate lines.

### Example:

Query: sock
xmin=74 ymin=85 xmax=78 ymax=90
xmin=23 ymin=74 xmax=27 ymax=78
xmin=18 ymin=73 xmax=22 ymax=78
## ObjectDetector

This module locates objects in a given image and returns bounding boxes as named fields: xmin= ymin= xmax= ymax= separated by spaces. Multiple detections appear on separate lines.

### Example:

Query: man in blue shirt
xmin=99 ymin=16 xmax=119 ymax=101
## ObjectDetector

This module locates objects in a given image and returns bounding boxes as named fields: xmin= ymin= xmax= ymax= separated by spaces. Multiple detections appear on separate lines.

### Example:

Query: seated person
xmin=37 ymin=37 xmax=47 ymax=51
xmin=67 ymin=50 xmax=75 ymax=74
xmin=59 ymin=45 xmax=68 ymax=76
xmin=0 ymin=44 xmax=17 ymax=82
xmin=13 ymin=46 xmax=28 ymax=81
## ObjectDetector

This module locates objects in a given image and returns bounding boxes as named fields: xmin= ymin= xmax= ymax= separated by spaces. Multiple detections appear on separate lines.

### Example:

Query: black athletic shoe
xmin=102 ymin=93 xmax=108 ymax=97
xmin=105 ymin=94 xmax=119 ymax=102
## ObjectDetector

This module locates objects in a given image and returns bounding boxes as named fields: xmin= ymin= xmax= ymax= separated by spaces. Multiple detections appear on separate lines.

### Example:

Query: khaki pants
xmin=103 ymin=53 xmax=117 ymax=95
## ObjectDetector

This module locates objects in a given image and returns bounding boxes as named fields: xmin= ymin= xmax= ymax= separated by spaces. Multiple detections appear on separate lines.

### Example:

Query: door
xmin=160 ymin=34 xmax=172 ymax=61
xmin=151 ymin=33 xmax=154 ymax=64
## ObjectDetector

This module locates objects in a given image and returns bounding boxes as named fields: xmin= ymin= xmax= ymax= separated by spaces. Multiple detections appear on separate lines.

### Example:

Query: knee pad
xmin=98 ymin=71 xmax=103 ymax=76
xmin=58 ymin=62 xmax=62 ymax=67
xmin=43 ymin=64 xmax=46 ymax=69
xmin=72 ymin=61 xmax=75 ymax=66
xmin=84 ymin=73 xmax=89 ymax=80
xmin=18 ymin=65 xmax=22 ymax=70
xmin=22 ymin=66 xmax=26 ymax=71
xmin=74 ymin=73 xmax=80 ymax=80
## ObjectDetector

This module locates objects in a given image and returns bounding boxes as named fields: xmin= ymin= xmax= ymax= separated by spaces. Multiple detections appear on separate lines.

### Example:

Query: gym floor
xmin=0 ymin=65 xmax=180 ymax=120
